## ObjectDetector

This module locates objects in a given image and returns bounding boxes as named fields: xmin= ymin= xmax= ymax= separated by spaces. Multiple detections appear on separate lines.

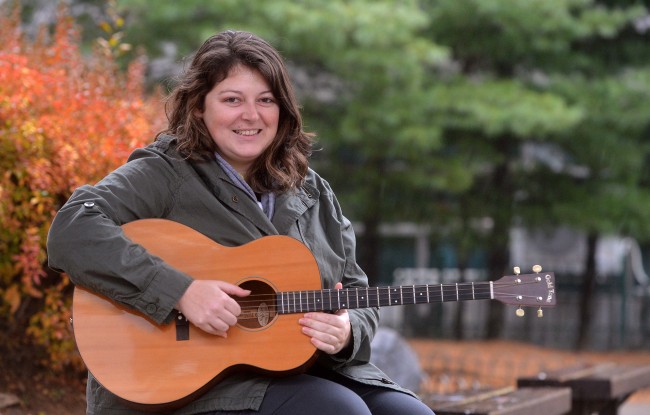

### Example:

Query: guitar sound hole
xmin=236 ymin=279 xmax=278 ymax=330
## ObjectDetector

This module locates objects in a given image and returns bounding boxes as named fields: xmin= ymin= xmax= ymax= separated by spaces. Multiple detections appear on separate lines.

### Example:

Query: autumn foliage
xmin=0 ymin=4 xmax=162 ymax=371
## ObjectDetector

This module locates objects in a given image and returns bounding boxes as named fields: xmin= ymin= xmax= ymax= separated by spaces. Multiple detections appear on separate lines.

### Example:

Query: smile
xmin=234 ymin=129 xmax=261 ymax=136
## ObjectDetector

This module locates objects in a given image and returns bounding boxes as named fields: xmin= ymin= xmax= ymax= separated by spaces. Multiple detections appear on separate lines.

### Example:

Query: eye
xmin=259 ymin=97 xmax=276 ymax=105
xmin=223 ymin=96 xmax=240 ymax=104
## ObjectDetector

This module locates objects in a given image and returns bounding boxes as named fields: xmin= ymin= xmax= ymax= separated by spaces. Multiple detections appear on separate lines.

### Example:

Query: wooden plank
xmin=518 ymin=363 xmax=650 ymax=400
xmin=429 ymin=387 xmax=571 ymax=415
xmin=425 ymin=387 xmax=515 ymax=410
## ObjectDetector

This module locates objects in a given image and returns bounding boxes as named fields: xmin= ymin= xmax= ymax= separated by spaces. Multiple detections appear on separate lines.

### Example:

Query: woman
xmin=47 ymin=30 xmax=434 ymax=415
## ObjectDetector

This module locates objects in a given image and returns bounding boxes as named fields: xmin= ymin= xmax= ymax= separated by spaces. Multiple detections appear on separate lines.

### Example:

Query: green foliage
xmin=110 ymin=0 xmax=650 ymax=285
xmin=6 ymin=0 xmax=650 ymax=352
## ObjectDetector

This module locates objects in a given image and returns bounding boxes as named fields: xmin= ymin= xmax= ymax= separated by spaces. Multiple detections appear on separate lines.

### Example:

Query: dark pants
xmin=207 ymin=374 xmax=435 ymax=415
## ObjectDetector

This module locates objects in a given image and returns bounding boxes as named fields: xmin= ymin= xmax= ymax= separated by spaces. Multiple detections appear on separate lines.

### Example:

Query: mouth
xmin=233 ymin=129 xmax=261 ymax=136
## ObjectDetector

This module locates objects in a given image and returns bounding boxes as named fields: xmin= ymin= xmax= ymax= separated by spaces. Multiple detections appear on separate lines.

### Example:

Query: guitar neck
xmin=276 ymin=282 xmax=493 ymax=314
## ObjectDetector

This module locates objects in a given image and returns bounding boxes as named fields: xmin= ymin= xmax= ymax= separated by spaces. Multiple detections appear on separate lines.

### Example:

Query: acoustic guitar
xmin=71 ymin=219 xmax=556 ymax=411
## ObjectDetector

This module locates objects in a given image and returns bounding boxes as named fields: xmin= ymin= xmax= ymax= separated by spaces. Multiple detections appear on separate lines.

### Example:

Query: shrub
xmin=0 ymin=3 xmax=162 ymax=370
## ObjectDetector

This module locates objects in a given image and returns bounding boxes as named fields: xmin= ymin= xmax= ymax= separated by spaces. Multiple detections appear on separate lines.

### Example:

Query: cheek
xmin=204 ymin=112 xmax=232 ymax=131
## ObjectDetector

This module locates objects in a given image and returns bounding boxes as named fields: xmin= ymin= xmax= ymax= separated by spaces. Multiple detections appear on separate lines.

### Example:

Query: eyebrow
xmin=216 ymin=89 xmax=274 ymax=95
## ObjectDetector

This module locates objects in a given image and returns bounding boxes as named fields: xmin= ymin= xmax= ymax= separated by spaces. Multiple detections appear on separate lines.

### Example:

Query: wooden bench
xmin=425 ymin=386 xmax=571 ymax=415
xmin=517 ymin=362 xmax=650 ymax=415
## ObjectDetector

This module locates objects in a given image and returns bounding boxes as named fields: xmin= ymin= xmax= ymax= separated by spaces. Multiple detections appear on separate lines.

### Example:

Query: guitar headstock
xmin=493 ymin=265 xmax=556 ymax=317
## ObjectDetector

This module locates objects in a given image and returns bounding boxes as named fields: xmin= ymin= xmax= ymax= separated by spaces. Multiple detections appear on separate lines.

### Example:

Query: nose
xmin=241 ymin=101 xmax=260 ymax=121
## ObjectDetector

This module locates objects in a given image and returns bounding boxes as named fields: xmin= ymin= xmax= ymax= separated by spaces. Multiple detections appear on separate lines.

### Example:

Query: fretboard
xmin=277 ymin=282 xmax=493 ymax=314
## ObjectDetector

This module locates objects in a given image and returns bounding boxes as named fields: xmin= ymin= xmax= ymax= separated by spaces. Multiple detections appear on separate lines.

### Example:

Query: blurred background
xmin=1 ymin=0 xmax=650 ymax=413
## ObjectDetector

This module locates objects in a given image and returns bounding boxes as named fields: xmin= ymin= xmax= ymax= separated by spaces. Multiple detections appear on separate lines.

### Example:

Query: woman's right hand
xmin=176 ymin=280 xmax=250 ymax=337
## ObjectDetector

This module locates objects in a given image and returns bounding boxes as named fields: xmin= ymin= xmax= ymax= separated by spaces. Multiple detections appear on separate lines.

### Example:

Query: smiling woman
xmin=46 ymin=30 xmax=435 ymax=415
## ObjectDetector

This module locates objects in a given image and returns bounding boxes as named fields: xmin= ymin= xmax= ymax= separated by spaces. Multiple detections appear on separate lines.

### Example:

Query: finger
xmin=221 ymin=297 xmax=242 ymax=318
xmin=310 ymin=336 xmax=338 ymax=354
xmin=218 ymin=310 xmax=239 ymax=327
xmin=196 ymin=321 xmax=228 ymax=338
xmin=217 ymin=281 xmax=251 ymax=297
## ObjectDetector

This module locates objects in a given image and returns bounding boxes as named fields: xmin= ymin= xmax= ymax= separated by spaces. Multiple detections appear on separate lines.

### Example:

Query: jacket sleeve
xmin=315 ymin=179 xmax=380 ymax=368
xmin=46 ymin=145 xmax=193 ymax=324
xmin=334 ymin=214 xmax=379 ymax=366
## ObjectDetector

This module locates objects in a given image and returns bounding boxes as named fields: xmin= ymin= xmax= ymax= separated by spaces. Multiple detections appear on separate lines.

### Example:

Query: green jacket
xmin=47 ymin=135 xmax=414 ymax=415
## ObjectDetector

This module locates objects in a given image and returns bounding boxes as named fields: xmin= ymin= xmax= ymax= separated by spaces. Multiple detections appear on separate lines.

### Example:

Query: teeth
xmin=235 ymin=129 xmax=260 ymax=136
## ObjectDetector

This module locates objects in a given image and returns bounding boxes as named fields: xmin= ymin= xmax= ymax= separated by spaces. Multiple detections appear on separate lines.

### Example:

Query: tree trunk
xmin=576 ymin=232 xmax=598 ymax=350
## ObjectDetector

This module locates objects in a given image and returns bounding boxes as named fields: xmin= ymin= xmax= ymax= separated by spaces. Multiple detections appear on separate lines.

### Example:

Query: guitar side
xmin=72 ymin=219 xmax=322 ymax=410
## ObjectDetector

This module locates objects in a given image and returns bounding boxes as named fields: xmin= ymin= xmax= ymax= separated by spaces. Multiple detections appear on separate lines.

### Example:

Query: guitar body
xmin=72 ymin=219 xmax=322 ymax=410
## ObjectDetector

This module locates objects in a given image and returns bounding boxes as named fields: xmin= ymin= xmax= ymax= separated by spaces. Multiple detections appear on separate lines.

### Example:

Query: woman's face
xmin=199 ymin=64 xmax=279 ymax=175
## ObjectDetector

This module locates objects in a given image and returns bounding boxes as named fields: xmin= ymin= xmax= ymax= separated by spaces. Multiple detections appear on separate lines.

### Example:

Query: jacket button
xmin=83 ymin=201 xmax=95 ymax=208
xmin=231 ymin=195 xmax=239 ymax=203
xmin=146 ymin=304 xmax=157 ymax=314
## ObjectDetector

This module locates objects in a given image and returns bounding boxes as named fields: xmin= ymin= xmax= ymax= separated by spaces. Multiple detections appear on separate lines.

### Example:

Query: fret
xmin=472 ymin=282 xmax=475 ymax=300
xmin=361 ymin=287 xmax=367 ymax=308
xmin=401 ymin=286 xmax=414 ymax=305
xmin=458 ymin=283 xmax=476 ymax=301
xmin=368 ymin=287 xmax=378 ymax=308
xmin=414 ymin=285 xmax=428 ymax=304
xmin=399 ymin=287 xmax=403 ymax=305
xmin=426 ymin=284 xmax=430 ymax=303
xmin=299 ymin=291 xmax=303 ymax=313
xmin=442 ymin=284 xmax=457 ymax=302
xmin=348 ymin=288 xmax=358 ymax=309
xmin=455 ymin=283 xmax=459 ymax=301
xmin=440 ymin=284 xmax=444 ymax=302
xmin=328 ymin=289 xmax=332 ymax=310
xmin=472 ymin=282 xmax=491 ymax=301
xmin=280 ymin=292 xmax=286 ymax=314
xmin=380 ymin=287 xmax=389 ymax=307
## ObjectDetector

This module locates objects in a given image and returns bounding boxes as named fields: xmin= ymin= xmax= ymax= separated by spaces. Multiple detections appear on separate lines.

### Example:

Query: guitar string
xmin=230 ymin=280 xmax=547 ymax=318
xmin=230 ymin=281 xmax=540 ymax=304
xmin=235 ymin=290 xmax=547 ymax=320
xmin=231 ymin=280 xmax=543 ymax=303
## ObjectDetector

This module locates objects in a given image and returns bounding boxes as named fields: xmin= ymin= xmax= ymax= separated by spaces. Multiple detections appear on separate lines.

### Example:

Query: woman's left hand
xmin=299 ymin=282 xmax=352 ymax=355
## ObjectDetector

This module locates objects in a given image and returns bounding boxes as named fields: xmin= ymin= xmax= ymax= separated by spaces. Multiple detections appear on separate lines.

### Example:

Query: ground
xmin=0 ymin=340 xmax=86 ymax=415
xmin=1 ymin=339 xmax=649 ymax=414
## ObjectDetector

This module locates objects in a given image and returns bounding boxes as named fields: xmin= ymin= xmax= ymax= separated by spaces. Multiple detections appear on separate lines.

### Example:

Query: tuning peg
xmin=513 ymin=266 xmax=520 ymax=275
xmin=532 ymin=265 xmax=542 ymax=273
xmin=516 ymin=307 xmax=525 ymax=317
xmin=537 ymin=307 xmax=544 ymax=318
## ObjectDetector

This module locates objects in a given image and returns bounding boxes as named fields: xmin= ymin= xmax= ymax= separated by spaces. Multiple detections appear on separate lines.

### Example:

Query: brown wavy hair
xmin=158 ymin=30 xmax=315 ymax=193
